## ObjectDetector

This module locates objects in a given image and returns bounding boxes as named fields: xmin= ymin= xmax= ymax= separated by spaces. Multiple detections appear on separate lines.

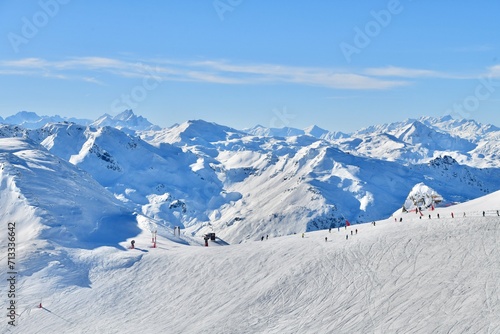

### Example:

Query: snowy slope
xmin=41 ymin=124 xmax=228 ymax=230
xmin=0 ymin=138 xmax=136 ymax=245
xmin=2 ymin=190 xmax=499 ymax=333
xmin=0 ymin=138 xmax=141 ymax=303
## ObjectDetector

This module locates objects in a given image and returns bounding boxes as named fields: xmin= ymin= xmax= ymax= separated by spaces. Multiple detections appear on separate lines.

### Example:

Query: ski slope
xmin=2 ymin=191 xmax=499 ymax=333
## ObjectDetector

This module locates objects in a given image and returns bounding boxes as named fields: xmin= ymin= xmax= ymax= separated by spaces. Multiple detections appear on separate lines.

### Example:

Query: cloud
xmin=82 ymin=77 xmax=105 ymax=85
xmin=364 ymin=66 xmax=448 ymax=78
xmin=191 ymin=61 xmax=409 ymax=89
xmin=487 ymin=65 xmax=500 ymax=78
xmin=5 ymin=57 xmax=479 ymax=90
xmin=364 ymin=66 xmax=481 ymax=80
xmin=0 ymin=58 xmax=50 ymax=68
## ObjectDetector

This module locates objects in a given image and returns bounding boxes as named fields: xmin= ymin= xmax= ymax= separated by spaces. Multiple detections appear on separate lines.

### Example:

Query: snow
xmin=4 ymin=111 xmax=500 ymax=169
xmin=3 ymin=111 xmax=90 ymax=129
xmin=91 ymin=110 xmax=160 ymax=132
xmin=1 ymin=113 xmax=500 ymax=333
xmin=1 ymin=190 xmax=499 ymax=333
xmin=3 ymin=116 xmax=499 ymax=244
xmin=403 ymin=182 xmax=443 ymax=212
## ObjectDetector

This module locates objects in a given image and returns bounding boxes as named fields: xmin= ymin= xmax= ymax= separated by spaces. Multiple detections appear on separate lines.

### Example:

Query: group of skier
xmin=395 ymin=208 xmax=500 ymax=222
xmin=130 ymin=207 xmax=499 ymax=249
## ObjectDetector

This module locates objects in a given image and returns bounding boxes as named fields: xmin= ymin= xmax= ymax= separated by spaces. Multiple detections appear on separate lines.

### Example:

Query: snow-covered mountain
xmin=90 ymin=109 xmax=161 ymax=133
xmin=0 ymin=137 xmax=140 ymax=297
xmin=243 ymin=115 xmax=500 ymax=168
xmin=2 ymin=111 xmax=91 ymax=129
xmin=3 ymin=111 xmax=498 ymax=169
xmin=244 ymin=124 xmax=348 ymax=140
xmin=1 ymin=114 xmax=499 ymax=243
xmin=1 ymin=110 xmax=159 ymax=133
xmin=329 ymin=116 xmax=500 ymax=168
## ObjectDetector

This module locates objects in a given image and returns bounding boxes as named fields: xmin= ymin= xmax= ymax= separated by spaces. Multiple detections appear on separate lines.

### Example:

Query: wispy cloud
xmin=364 ymin=66 xmax=468 ymax=79
xmin=364 ymin=66 xmax=442 ymax=78
xmin=82 ymin=77 xmax=105 ymax=85
xmin=185 ymin=61 xmax=409 ymax=89
xmin=486 ymin=65 xmax=500 ymax=78
xmin=0 ymin=57 xmax=481 ymax=90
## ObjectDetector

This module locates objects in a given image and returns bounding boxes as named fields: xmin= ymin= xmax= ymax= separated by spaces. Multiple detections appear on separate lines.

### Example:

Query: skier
xmin=451 ymin=212 xmax=454 ymax=218
xmin=437 ymin=213 xmax=440 ymax=219
xmin=325 ymin=237 xmax=328 ymax=242
xmin=355 ymin=229 xmax=358 ymax=234
xmin=483 ymin=211 xmax=485 ymax=217
xmin=350 ymin=230 xmax=353 ymax=236
xmin=429 ymin=214 xmax=431 ymax=219
xmin=346 ymin=235 xmax=348 ymax=240
xmin=261 ymin=236 xmax=264 ymax=241
xmin=130 ymin=240 xmax=135 ymax=249
xmin=302 ymin=233 xmax=305 ymax=238
xmin=329 ymin=228 xmax=331 ymax=233
xmin=497 ymin=210 xmax=499 ymax=216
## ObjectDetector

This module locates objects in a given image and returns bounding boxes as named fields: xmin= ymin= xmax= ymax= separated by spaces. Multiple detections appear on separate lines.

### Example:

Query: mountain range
xmin=1 ymin=110 xmax=499 ymax=244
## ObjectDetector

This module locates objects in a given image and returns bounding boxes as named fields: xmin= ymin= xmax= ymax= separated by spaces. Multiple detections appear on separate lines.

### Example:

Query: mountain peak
xmin=2 ymin=111 xmax=91 ymax=129
xmin=6 ymin=111 xmax=41 ymax=122
xmin=91 ymin=110 xmax=161 ymax=132
xmin=114 ymin=109 xmax=136 ymax=121
xmin=429 ymin=155 xmax=458 ymax=167
xmin=304 ymin=125 xmax=328 ymax=138
xmin=180 ymin=119 xmax=243 ymax=141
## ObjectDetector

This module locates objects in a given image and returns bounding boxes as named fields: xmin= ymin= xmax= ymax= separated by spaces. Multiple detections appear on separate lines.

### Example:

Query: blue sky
xmin=0 ymin=0 xmax=499 ymax=132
